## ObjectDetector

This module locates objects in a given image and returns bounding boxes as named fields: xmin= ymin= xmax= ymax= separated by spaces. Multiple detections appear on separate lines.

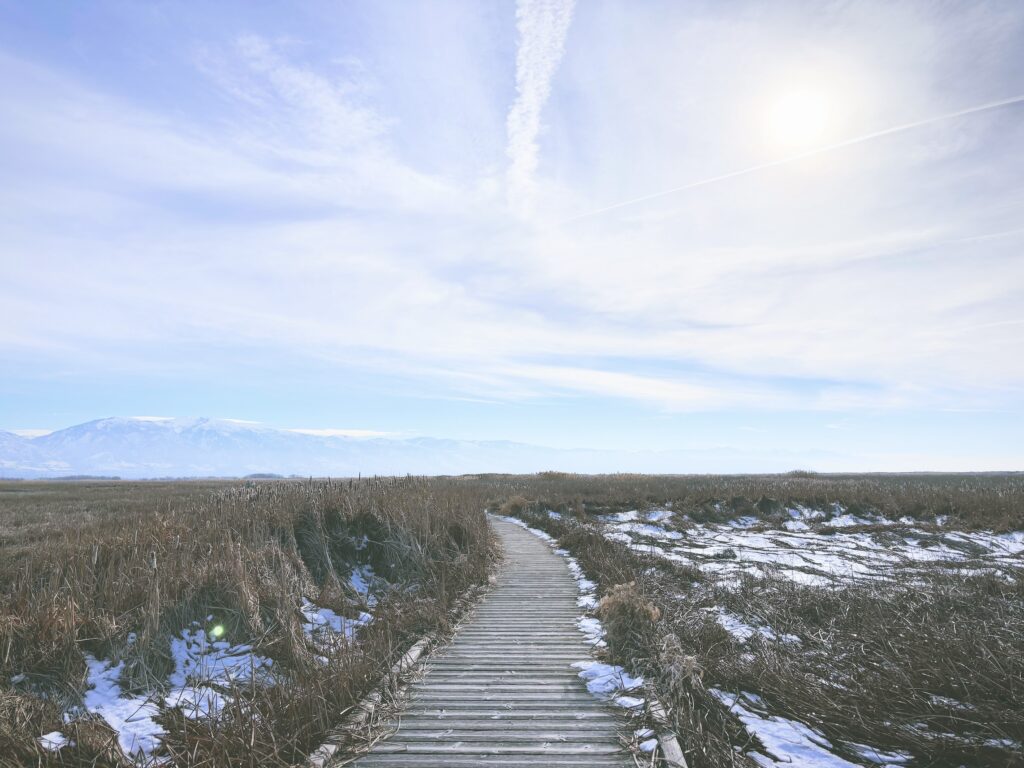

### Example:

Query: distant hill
xmin=0 ymin=416 xmax=822 ymax=478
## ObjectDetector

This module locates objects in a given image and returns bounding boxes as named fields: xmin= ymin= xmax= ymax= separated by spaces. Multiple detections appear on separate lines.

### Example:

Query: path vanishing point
xmin=351 ymin=516 xmax=631 ymax=767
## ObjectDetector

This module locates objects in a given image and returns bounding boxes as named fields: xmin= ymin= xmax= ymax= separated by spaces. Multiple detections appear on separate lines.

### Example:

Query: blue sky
xmin=1 ymin=0 xmax=1023 ymax=470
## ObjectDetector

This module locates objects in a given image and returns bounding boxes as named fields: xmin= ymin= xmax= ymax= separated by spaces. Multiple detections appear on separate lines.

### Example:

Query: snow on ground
xmin=707 ymin=608 xmax=800 ymax=645
xmin=573 ymin=660 xmax=643 ymax=696
xmin=847 ymin=742 xmax=913 ymax=765
xmin=165 ymin=622 xmax=275 ymax=718
xmin=348 ymin=564 xmax=377 ymax=605
xmin=595 ymin=506 xmax=1024 ymax=587
xmin=82 ymin=654 xmax=165 ymax=761
xmin=301 ymin=600 xmax=373 ymax=660
xmin=586 ymin=504 xmax=1021 ymax=767
xmin=67 ymin=602 xmax=370 ymax=763
xmin=79 ymin=624 xmax=280 ymax=761
xmin=38 ymin=731 xmax=70 ymax=751
xmin=712 ymin=689 xmax=866 ymax=768
xmin=497 ymin=506 xmax=1024 ymax=766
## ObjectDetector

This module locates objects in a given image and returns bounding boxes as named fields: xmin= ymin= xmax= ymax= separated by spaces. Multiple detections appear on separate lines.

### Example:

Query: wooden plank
xmin=349 ymin=518 xmax=630 ymax=768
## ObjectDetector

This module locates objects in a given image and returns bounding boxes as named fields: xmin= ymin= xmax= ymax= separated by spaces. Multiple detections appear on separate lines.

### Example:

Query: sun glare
xmin=765 ymin=86 xmax=834 ymax=152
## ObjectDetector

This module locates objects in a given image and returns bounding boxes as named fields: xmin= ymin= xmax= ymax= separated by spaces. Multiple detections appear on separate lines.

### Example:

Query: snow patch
xmin=301 ymin=600 xmax=372 ymax=647
xmin=708 ymin=609 xmax=800 ymax=646
xmin=38 ymin=731 xmax=70 ymax=751
xmin=82 ymin=654 xmax=165 ymax=760
xmin=573 ymin=660 xmax=643 ymax=696
xmin=349 ymin=564 xmax=377 ymax=605
xmin=712 ymin=689 xmax=864 ymax=768
xmin=165 ymin=624 xmax=274 ymax=719
xmin=645 ymin=509 xmax=674 ymax=523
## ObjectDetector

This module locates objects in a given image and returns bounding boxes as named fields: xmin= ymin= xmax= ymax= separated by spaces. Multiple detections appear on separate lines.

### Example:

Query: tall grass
xmin=481 ymin=471 xmax=1024 ymax=529
xmin=496 ymin=476 xmax=1024 ymax=768
xmin=4 ymin=472 xmax=1021 ymax=766
xmin=0 ymin=478 xmax=495 ymax=766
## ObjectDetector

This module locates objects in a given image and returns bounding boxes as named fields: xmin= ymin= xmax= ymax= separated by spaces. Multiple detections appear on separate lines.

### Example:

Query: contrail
xmin=566 ymin=93 xmax=1024 ymax=222
xmin=507 ymin=0 xmax=576 ymax=215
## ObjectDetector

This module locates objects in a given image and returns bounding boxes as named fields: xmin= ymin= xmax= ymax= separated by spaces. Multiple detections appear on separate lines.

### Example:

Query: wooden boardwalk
xmin=351 ymin=516 xmax=630 ymax=767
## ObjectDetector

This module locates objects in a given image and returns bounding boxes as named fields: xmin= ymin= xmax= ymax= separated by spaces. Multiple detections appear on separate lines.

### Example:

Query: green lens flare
xmin=211 ymin=624 xmax=225 ymax=638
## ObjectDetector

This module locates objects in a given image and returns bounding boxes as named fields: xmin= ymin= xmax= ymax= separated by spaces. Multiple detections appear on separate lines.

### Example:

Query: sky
xmin=1 ymin=0 xmax=1023 ymax=471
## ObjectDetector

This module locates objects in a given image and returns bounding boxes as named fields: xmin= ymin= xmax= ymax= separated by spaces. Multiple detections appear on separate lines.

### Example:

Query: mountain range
xmin=0 ymin=416 xmax=820 ymax=479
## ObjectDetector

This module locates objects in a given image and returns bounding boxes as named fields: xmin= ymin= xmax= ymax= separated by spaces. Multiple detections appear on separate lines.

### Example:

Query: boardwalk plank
xmin=348 ymin=517 xmax=629 ymax=767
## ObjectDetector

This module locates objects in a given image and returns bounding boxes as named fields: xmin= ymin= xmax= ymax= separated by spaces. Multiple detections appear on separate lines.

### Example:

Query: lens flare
xmin=210 ymin=624 xmax=225 ymax=639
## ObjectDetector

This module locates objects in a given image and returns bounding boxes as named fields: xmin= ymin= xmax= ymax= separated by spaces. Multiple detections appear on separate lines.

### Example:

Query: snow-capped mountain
xmin=0 ymin=429 xmax=64 ymax=475
xmin=0 ymin=417 xmax=576 ymax=478
xmin=0 ymin=417 xmax=819 ymax=478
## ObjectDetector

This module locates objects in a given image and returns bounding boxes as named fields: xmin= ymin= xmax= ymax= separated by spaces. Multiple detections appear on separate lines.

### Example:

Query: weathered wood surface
xmin=350 ymin=516 xmax=630 ymax=767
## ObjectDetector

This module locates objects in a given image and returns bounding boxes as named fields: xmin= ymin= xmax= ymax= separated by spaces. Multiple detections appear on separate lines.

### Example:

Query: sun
xmin=765 ymin=86 xmax=834 ymax=153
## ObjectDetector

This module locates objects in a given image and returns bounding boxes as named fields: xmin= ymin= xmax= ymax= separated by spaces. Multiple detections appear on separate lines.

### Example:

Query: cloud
xmin=1 ymin=1 xmax=1022 ymax=434
xmin=506 ymin=0 xmax=576 ymax=214
xmin=566 ymin=92 xmax=1024 ymax=222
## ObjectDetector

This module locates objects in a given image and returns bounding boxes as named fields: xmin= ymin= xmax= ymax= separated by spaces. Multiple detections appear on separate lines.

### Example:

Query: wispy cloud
xmin=1 ymin=1 xmax=1022 ymax=466
xmin=506 ymin=0 xmax=576 ymax=214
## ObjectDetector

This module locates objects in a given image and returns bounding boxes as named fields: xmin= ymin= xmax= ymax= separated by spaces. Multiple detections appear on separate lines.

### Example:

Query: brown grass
xmin=4 ymin=471 xmax=1022 ymax=767
xmin=0 ymin=478 xmax=495 ymax=766
xmin=490 ymin=473 xmax=1024 ymax=768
